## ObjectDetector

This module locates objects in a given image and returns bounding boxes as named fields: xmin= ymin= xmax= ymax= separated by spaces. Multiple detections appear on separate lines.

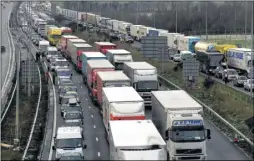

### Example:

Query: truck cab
xmin=52 ymin=126 xmax=86 ymax=160
xmin=60 ymin=27 xmax=72 ymax=35
xmin=48 ymin=27 xmax=62 ymax=46
xmin=123 ymin=62 xmax=159 ymax=107
xmin=151 ymin=90 xmax=211 ymax=160
xmin=95 ymin=42 xmax=117 ymax=55
xmin=38 ymin=40 xmax=49 ymax=56
xmin=106 ymin=49 xmax=133 ymax=70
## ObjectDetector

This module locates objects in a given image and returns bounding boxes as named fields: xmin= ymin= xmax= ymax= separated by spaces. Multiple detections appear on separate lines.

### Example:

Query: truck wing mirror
xmin=159 ymin=82 xmax=162 ymax=87
xmin=83 ymin=144 xmax=87 ymax=149
xmin=165 ymin=130 xmax=169 ymax=141
xmin=52 ymin=145 xmax=56 ymax=150
xmin=206 ymin=129 xmax=211 ymax=139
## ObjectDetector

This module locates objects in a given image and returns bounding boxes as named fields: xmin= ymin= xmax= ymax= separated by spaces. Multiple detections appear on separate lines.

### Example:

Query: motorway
xmin=1 ymin=3 xmax=13 ymax=89
xmin=18 ymin=8 xmax=251 ymax=160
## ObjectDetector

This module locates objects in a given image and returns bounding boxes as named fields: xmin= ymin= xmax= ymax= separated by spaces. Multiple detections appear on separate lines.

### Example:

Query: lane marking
xmin=96 ymin=137 xmax=98 ymax=141
xmin=97 ymin=152 xmax=100 ymax=157
xmin=91 ymin=115 xmax=93 ymax=118
xmin=94 ymin=125 xmax=96 ymax=128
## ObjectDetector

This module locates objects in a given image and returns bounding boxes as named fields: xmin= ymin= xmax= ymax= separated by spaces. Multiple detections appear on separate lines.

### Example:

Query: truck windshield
xmin=136 ymin=81 xmax=158 ymax=92
xmin=115 ymin=62 xmax=124 ymax=70
xmin=56 ymin=138 xmax=82 ymax=148
xmin=51 ymin=35 xmax=61 ymax=39
xmin=171 ymin=129 xmax=206 ymax=143
xmin=65 ymin=113 xmax=81 ymax=120
xmin=48 ymin=51 xmax=58 ymax=56
xmin=56 ymin=61 xmax=68 ymax=66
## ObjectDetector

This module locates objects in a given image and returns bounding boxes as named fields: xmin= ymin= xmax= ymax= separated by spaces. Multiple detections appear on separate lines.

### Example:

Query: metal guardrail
xmin=158 ymin=74 xmax=254 ymax=151
xmin=1 ymin=4 xmax=16 ymax=113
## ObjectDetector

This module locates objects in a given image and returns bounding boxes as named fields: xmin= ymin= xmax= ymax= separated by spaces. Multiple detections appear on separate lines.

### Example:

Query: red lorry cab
xmin=87 ymin=60 xmax=115 ymax=103
xmin=60 ymin=27 xmax=72 ymax=35
xmin=95 ymin=42 xmax=117 ymax=55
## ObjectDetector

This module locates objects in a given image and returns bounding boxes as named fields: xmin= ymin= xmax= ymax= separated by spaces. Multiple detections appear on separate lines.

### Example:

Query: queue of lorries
xmin=23 ymin=3 xmax=213 ymax=160
xmin=45 ymin=3 xmax=254 ymax=91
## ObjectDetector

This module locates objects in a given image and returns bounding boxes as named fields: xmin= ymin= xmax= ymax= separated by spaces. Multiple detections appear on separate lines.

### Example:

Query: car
xmin=61 ymin=98 xmax=82 ymax=116
xmin=222 ymin=69 xmax=238 ymax=81
xmin=1 ymin=46 xmax=6 ymax=53
xmin=244 ymin=79 xmax=254 ymax=91
xmin=214 ymin=66 xmax=226 ymax=78
xmin=50 ymin=58 xmax=69 ymax=72
xmin=59 ymin=86 xmax=78 ymax=102
xmin=54 ymin=68 xmax=73 ymax=85
xmin=49 ymin=55 xmax=64 ymax=63
xmin=59 ymin=91 xmax=79 ymax=104
xmin=173 ymin=54 xmax=181 ymax=62
xmin=58 ymin=78 xmax=73 ymax=89
xmin=125 ymin=35 xmax=134 ymax=43
xmin=63 ymin=111 xmax=83 ymax=129
xmin=233 ymin=76 xmax=248 ymax=87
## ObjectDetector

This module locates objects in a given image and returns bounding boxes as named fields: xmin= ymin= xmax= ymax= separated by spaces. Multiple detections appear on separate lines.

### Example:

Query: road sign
xmin=141 ymin=36 xmax=169 ymax=60
xmin=182 ymin=56 xmax=200 ymax=89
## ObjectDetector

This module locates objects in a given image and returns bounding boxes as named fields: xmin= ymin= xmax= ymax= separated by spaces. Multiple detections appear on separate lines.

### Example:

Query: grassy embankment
xmin=74 ymin=31 xmax=253 ymax=139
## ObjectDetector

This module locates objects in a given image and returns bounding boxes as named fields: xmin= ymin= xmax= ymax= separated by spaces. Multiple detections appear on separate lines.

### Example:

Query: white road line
xmin=96 ymin=137 xmax=98 ymax=141
xmin=91 ymin=115 xmax=93 ymax=118
xmin=81 ymin=86 xmax=82 ymax=88
xmin=97 ymin=152 xmax=100 ymax=157
xmin=94 ymin=125 xmax=96 ymax=128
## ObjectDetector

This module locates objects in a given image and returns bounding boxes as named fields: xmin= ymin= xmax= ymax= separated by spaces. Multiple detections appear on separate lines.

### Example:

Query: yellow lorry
xmin=214 ymin=44 xmax=238 ymax=54
xmin=47 ymin=27 xmax=62 ymax=46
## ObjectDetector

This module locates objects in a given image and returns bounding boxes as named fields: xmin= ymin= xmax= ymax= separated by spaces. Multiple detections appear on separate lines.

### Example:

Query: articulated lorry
xmin=109 ymin=120 xmax=167 ymax=160
xmin=106 ymin=49 xmax=133 ymax=70
xmin=102 ymin=87 xmax=145 ymax=133
xmin=95 ymin=42 xmax=117 ymax=55
xmin=65 ymin=39 xmax=86 ymax=57
xmin=151 ymin=90 xmax=211 ymax=160
xmin=97 ymin=71 xmax=131 ymax=106
xmin=67 ymin=43 xmax=92 ymax=71
xmin=86 ymin=60 xmax=114 ymax=103
xmin=123 ymin=62 xmax=159 ymax=107
xmin=81 ymin=52 xmax=106 ymax=84
xmin=57 ymin=35 xmax=78 ymax=52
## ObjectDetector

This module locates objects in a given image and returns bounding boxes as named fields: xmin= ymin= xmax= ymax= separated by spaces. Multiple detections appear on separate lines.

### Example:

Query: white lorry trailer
xmin=109 ymin=120 xmax=167 ymax=160
xmin=130 ymin=25 xmax=144 ymax=41
xmin=106 ymin=49 xmax=133 ymax=70
xmin=102 ymin=87 xmax=145 ymax=134
xmin=151 ymin=90 xmax=211 ymax=160
xmin=123 ymin=62 xmax=159 ymax=107
xmin=226 ymin=48 xmax=254 ymax=76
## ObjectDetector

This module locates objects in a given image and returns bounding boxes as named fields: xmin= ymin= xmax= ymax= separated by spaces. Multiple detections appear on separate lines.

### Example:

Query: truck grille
xmin=179 ymin=156 xmax=201 ymax=160
xmin=176 ymin=149 xmax=202 ymax=154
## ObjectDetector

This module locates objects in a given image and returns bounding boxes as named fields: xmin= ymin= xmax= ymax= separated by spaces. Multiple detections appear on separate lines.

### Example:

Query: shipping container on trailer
xmin=95 ymin=42 xmax=117 ymax=55
xmin=69 ymin=43 xmax=93 ymax=71
xmin=97 ymin=71 xmax=131 ymax=106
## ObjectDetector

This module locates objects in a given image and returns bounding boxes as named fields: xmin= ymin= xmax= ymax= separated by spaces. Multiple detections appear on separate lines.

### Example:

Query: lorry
xmin=81 ymin=52 xmax=107 ymax=83
xmin=226 ymin=48 xmax=254 ymax=76
xmin=36 ymin=19 xmax=47 ymax=36
xmin=194 ymin=42 xmax=217 ymax=53
xmin=68 ymin=43 xmax=93 ymax=71
xmin=178 ymin=36 xmax=201 ymax=53
xmin=215 ymin=44 xmax=238 ymax=54
xmin=52 ymin=126 xmax=86 ymax=160
xmin=102 ymin=87 xmax=145 ymax=131
xmin=95 ymin=42 xmax=117 ymax=55
xmin=109 ymin=120 xmax=167 ymax=160
xmin=45 ymin=25 xmax=57 ymax=39
xmin=138 ymin=26 xmax=149 ymax=41
xmin=147 ymin=28 xmax=159 ymax=37
xmin=196 ymin=50 xmax=224 ymax=74
xmin=86 ymin=60 xmax=114 ymax=103
xmin=112 ymin=20 xmax=119 ymax=32
xmin=130 ymin=25 xmax=144 ymax=41
xmin=97 ymin=71 xmax=131 ymax=106
xmin=106 ymin=49 xmax=133 ymax=70
xmin=118 ymin=21 xmax=132 ymax=35
xmin=123 ymin=62 xmax=159 ymax=107
xmin=38 ymin=40 xmax=49 ymax=56
xmin=151 ymin=90 xmax=211 ymax=160
xmin=47 ymin=27 xmax=62 ymax=46
xmin=65 ymin=39 xmax=86 ymax=58
xmin=60 ymin=27 xmax=72 ymax=35
xmin=58 ymin=35 xmax=78 ymax=52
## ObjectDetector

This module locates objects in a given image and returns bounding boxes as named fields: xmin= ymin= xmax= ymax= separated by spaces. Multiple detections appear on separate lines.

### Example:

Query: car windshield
xmin=51 ymin=35 xmax=61 ymax=39
xmin=64 ymin=93 xmax=77 ymax=97
xmin=62 ymin=87 xmax=77 ymax=93
xmin=56 ymin=138 xmax=82 ymax=148
xmin=228 ymin=70 xmax=237 ymax=75
xmin=238 ymin=76 xmax=247 ymax=80
xmin=66 ymin=113 xmax=81 ymax=119
xmin=172 ymin=129 xmax=206 ymax=142
xmin=57 ymin=70 xmax=71 ymax=77
xmin=66 ymin=106 xmax=81 ymax=112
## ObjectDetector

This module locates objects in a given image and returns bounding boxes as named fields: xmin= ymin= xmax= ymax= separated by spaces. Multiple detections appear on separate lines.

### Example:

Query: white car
xmin=46 ymin=47 xmax=58 ymax=61
xmin=50 ymin=58 xmax=69 ymax=71
xmin=173 ymin=54 xmax=181 ymax=62
xmin=222 ymin=69 xmax=238 ymax=81
xmin=244 ymin=79 xmax=254 ymax=91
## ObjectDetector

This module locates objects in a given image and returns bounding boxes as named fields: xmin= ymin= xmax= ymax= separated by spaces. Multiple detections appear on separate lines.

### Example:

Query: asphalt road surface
xmin=1 ymin=3 xmax=13 ymax=88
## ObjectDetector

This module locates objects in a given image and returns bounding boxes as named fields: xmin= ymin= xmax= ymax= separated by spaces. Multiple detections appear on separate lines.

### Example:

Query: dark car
xmin=1 ymin=46 xmax=6 ymax=53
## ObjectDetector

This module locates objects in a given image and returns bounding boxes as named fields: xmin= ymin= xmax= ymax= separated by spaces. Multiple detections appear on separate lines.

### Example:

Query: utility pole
xmin=136 ymin=2 xmax=139 ymax=25
xmin=76 ymin=2 xmax=79 ymax=32
xmin=250 ymin=1 xmax=253 ymax=111
xmin=244 ymin=1 xmax=248 ymax=47
xmin=205 ymin=2 xmax=208 ymax=41
xmin=153 ymin=4 xmax=156 ymax=28
xmin=175 ymin=2 xmax=178 ymax=33
xmin=28 ymin=1 xmax=31 ymax=97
